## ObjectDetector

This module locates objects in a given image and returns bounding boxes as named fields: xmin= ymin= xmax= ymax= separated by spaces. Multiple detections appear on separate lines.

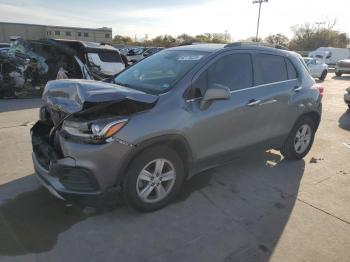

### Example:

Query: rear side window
xmin=285 ymin=58 xmax=298 ymax=79
xmin=254 ymin=54 xmax=288 ymax=85
xmin=97 ymin=52 xmax=122 ymax=63
xmin=193 ymin=53 xmax=253 ymax=95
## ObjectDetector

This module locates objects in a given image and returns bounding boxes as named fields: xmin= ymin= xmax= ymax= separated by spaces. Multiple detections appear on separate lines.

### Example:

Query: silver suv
xmin=31 ymin=43 xmax=323 ymax=211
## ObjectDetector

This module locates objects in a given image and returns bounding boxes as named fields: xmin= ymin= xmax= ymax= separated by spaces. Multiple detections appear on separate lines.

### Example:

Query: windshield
xmin=113 ymin=50 xmax=208 ymax=94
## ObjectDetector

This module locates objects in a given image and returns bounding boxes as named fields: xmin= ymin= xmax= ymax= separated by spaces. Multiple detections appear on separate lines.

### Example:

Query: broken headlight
xmin=61 ymin=118 xmax=128 ymax=143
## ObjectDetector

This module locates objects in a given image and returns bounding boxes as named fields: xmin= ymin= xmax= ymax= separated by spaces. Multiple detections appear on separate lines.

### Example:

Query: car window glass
xmin=114 ymin=50 xmax=208 ymax=94
xmin=285 ymin=58 xmax=298 ymax=79
xmin=254 ymin=54 xmax=288 ymax=85
xmin=192 ymin=53 xmax=253 ymax=96
xmin=96 ymin=52 xmax=122 ymax=63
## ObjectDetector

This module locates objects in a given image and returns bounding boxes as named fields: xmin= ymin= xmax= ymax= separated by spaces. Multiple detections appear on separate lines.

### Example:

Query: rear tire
xmin=280 ymin=116 xmax=316 ymax=160
xmin=335 ymin=71 xmax=342 ymax=77
xmin=319 ymin=70 xmax=327 ymax=81
xmin=122 ymin=146 xmax=185 ymax=212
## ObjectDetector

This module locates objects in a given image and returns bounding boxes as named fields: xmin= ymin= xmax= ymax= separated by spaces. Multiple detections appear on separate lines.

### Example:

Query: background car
xmin=126 ymin=47 xmax=148 ymax=63
xmin=143 ymin=47 xmax=164 ymax=58
xmin=344 ymin=87 xmax=350 ymax=109
xmin=335 ymin=59 xmax=350 ymax=77
xmin=56 ymin=40 xmax=125 ymax=79
xmin=309 ymin=47 xmax=350 ymax=66
xmin=304 ymin=57 xmax=328 ymax=80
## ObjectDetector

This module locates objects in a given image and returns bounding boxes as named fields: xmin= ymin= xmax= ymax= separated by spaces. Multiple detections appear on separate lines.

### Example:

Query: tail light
xmin=315 ymin=85 xmax=324 ymax=97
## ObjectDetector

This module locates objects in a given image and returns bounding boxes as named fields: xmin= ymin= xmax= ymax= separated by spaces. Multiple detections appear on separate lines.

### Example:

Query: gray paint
xmin=32 ymin=44 xmax=322 ymax=196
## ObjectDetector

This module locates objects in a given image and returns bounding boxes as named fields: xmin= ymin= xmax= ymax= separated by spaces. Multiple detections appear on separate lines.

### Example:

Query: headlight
xmin=62 ymin=118 xmax=128 ymax=143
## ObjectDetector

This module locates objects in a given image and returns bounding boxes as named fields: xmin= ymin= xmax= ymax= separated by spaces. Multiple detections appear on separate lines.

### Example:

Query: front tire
xmin=123 ymin=146 xmax=185 ymax=212
xmin=335 ymin=71 xmax=342 ymax=77
xmin=319 ymin=70 xmax=327 ymax=81
xmin=281 ymin=116 xmax=316 ymax=160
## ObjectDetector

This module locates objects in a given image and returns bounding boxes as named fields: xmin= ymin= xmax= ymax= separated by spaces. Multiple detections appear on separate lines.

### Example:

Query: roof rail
xmin=224 ymin=41 xmax=289 ymax=50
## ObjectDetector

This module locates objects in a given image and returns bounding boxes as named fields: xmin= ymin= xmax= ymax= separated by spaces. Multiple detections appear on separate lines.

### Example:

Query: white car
xmin=304 ymin=57 xmax=328 ymax=81
xmin=56 ymin=40 xmax=125 ymax=78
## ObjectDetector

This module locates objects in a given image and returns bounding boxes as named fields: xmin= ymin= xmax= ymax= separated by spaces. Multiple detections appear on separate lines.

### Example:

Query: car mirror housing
xmin=200 ymin=84 xmax=231 ymax=110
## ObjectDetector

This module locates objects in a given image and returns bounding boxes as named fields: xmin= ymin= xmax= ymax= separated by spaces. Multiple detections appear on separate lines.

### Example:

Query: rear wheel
xmin=335 ymin=71 xmax=342 ymax=77
xmin=123 ymin=146 xmax=185 ymax=212
xmin=319 ymin=70 xmax=327 ymax=81
xmin=281 ymin=116 xmax=316 ymax=160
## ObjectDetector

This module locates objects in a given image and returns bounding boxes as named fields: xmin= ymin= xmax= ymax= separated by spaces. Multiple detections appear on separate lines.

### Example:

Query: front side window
xmin=192 ymin=53 xmax=253 ymax=96
xmin=254 ymin=54 xmax=288 ymax=85
xmin=114 ymin=50 xmax=208 ymax=94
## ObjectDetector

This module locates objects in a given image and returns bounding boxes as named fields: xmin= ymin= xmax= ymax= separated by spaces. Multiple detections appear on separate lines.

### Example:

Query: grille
xmin=51 ymin=165 xmax=99 ymax=192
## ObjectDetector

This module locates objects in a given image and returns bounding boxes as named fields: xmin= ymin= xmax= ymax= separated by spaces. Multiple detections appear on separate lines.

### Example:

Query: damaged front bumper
xmin=31 ymin=121 xmax=134 ymax=203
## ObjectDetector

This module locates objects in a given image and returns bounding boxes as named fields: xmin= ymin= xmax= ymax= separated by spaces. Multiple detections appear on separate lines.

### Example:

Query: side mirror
xmin=200 ymin=84 xmax=231 ymax=110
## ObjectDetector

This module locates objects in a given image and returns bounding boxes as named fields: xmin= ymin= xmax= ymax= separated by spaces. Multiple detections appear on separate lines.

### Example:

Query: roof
xmin=54 ymin=39 xmax=118 ymax=51
xmin=169 ymin=42 xmax=291 ymax=55
xmin=169 ymin=43 xmax=226 ymax=52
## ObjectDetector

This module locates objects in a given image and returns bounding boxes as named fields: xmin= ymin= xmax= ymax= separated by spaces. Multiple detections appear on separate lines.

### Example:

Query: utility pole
xmin=253 ymin=0 xmax=268 ymax=42
xmin=316 ymin=21 xmax=326 ymax=32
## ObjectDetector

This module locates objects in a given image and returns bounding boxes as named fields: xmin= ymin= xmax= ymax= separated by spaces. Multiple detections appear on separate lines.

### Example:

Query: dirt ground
xmin=0 ymin=73 xmax=349 ymax=262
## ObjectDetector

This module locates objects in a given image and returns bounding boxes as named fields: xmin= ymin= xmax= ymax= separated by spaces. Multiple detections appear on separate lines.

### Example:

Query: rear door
xmin=186 ymin=51 xmax=267 ymax=162
xmin=251 ymin=52 xmax=299 ymax=141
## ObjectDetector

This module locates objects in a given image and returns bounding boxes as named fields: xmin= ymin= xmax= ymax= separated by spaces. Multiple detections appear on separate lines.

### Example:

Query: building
xmin=0 ymin=22 xmax=112 ymax=43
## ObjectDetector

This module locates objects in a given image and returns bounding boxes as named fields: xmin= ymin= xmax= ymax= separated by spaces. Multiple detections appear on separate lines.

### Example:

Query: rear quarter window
xmin=285 ymin=58 xmax=298 ymax=79
xmin=254 ymin=54 xmax=288 ymax=85
xmin=97 ymin=52 xmax=122 ymax=63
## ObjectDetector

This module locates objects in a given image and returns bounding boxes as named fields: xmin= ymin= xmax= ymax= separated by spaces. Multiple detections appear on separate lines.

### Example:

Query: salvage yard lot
xmin=0 ymin=74 xmax=350 ymax=262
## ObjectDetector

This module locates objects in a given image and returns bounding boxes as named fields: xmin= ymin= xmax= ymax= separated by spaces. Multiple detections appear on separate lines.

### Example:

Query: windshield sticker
xmin=177 ymin=55 xmax=204 ymax=61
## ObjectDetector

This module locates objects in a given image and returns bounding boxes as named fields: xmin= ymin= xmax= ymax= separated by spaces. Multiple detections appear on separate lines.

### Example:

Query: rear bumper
xmin=336 ymin=67 xmax=350 ymax=74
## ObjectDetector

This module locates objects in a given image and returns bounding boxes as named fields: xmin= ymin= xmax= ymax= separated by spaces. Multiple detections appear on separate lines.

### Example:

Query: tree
xmin=239 ymin=36 xmax=263 ymax=42
xmin=177 ymin=34 xmax=196 ymax=44
xmin=265 ymin=34 xmax=289 ymax=47
xmin=289 ymin=22 xmax=349 ymax=51
xmin=112 ymin=35 xmax=133 ymax=45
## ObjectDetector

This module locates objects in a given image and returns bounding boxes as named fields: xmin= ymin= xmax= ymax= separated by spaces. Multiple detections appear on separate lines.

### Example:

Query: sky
xmin=0 ymin=0 xmax=349 ymax=41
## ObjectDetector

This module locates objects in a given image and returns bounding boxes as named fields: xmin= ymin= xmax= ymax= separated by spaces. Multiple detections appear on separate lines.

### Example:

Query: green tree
xmin=265 ymin=34 xmax=289 ymax=47
xmin=289 ymin=22 xmax=349 ymax=51
xmin=112 ymin=35 xmax=133 ymax=45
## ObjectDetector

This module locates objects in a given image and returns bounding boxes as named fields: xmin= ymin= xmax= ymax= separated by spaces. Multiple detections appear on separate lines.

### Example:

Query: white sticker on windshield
xmin=177 ymin=55 xmax=203 ymax=61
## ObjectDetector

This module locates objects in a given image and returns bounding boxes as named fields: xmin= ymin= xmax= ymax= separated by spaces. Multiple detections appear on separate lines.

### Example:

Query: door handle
xmin=247 ymin=99 xmax=261 ymax=106
xmin=293 ymin=86 xmax=303 ymax=92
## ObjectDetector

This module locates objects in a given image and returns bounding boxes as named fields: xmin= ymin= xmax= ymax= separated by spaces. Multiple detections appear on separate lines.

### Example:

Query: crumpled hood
xmin=42 ymin=79 xmax=158 ymax=114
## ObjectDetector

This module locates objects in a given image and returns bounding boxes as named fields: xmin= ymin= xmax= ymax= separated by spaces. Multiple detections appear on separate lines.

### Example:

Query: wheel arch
xmin=116 ymin=134 xmax=193 ymax=185
xmin=298 ymin=110 xmax=321 ymax=130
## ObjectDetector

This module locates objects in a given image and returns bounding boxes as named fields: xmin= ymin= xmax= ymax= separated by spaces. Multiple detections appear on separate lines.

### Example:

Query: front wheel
xmin=335 ymin=71 xmax=342 ymax=77
xmin=123 ymin=146 xmax=185 ymax=212
xmin=319 ymin=70 xmax=327 ymax=81
xmin=280 ymin=117 xmax=316 ymax=160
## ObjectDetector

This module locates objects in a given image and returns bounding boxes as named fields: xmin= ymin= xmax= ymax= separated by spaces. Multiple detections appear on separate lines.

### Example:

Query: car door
xmin=308 ymin=59 xmax=319 ymax=77
xmin=186 ymin=51 xmax=269 ymax=162
xmin=251 ymin=52 xmax=300 ymax=141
